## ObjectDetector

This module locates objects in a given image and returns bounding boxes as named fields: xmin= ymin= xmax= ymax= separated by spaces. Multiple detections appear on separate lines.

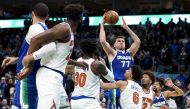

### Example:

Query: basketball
xmin=104 ymin=10 xmax=119 ymax=25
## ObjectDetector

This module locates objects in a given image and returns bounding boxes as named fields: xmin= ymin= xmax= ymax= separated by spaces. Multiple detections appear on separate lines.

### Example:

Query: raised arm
xmin=163 ymin=78 xmax=184 ymax=98
xmin=99 ymin=15 xmax=115 ymax=57
xmin=122 ymin=17 xmax=141 ymax=56
xmin=28 ymin=23 xmax=70 ymax=55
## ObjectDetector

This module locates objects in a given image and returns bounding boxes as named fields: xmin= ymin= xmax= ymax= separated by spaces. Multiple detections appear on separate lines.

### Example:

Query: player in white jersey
xmin=101 ymin=65 xmax=143 ymax=109
xmin=16 ymin=4 xmax=89 ymax=109
xmin=71 ymin=39 xmax=115 ymax=109
xmin=141 ymin=71 xmax=156 ymax=109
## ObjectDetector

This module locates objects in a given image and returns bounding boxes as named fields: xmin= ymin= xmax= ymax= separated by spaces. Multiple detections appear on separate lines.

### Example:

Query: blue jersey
xmin=14 ymin=22 xmax=48 ymax=109
xmin=110 ymin=50 xmax=134 ymax=81
xmin=153 ymin=92 xmax=166 ymax=108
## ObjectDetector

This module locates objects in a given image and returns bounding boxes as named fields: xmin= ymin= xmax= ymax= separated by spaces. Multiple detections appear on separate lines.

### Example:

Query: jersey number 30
xmin=75 ymin=72 xmax=87 ymax=87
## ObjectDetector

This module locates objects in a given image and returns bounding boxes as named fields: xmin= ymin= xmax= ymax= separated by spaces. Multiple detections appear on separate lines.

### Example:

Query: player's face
xmin=114 ymin=38 xmax=125 ymax=51
xmin=153 ymin=82 xmax=161 ymax=91
xmin=141 ymin=74 xmax=152 ymax=85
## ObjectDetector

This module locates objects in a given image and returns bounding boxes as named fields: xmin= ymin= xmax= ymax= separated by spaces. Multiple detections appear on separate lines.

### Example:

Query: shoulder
xmin=91 ymin=60 xmax=105 ymax=69
xmin=29 ymin=23 xmax=44 ymax=33
xmin=116 ymin=80 xmax=127 ymax=86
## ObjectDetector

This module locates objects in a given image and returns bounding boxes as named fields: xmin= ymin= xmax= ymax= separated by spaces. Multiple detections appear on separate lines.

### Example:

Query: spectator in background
xmin=156 ymin=18 xmax=165 ymax=35
xmin=1 ymin=99 xmax=9 ymax=108
xmin=183 ymin=96 xmax=190 ymax=109
xmin=167 ymin=18 xmax=176 ymax=31
xmin=177 ymin=17 xmax=184 ymax=26
xmin=184 ymin=83 xmax=190 ymax=99
xmin=178 ymin=47 xmax=188 ymax=66
xmin=145 ymin=17 xmax=152 ymax=30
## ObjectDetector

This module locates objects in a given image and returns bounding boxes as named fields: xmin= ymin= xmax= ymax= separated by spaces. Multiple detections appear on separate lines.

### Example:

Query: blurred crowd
xmin=0 ymin=15 xmax=190 ymax=108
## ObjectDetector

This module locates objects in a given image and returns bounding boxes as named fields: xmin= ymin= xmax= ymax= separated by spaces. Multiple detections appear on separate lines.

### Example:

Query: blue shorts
xmin=13 ymin=77 xmax=38 ymax=109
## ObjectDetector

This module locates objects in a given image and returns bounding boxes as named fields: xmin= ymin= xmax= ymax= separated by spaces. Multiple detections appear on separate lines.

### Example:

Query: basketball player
xmin=16 ymin=4 xmax=91 ymax=109
xmin=141 ymin=71 xmax=155 ymax=109
xmin=152 ymin=78 xmax=184 ymax=109
xmin=99 ymin=15 xmax=141 ymax=108
xmin=101 ymin=65 xmax=143 ymax=109
xmin=70 ymin=39 xmax=115 ymax=109
xmin=1 ymin=3 xmax=49 ymax=109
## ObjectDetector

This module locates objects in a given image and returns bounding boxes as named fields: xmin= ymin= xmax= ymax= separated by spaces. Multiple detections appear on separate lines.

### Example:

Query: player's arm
xmin=163 ymin=78 xmax=184 ymax=98
xmin=101 ymin=80 xmax=124 ymax=90
xmin=68 ymin=60 xmax=88 ymax=70
xmin=1 ymin=57 xmax=18 ymax=69
xmin=99 ymin=15 xmax=116 ymax=57
xmin=28 ymin=23 xmax=70 ymax=55
xmin=22 ymin=42 xmax=57 ymax=67
xmin=91 ymin=60 xmax=115 ymax=82
xmin=122 ymin=17 xmax=141 ymax=57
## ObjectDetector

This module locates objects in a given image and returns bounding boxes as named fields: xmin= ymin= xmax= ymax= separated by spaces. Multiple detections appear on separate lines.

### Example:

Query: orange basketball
xmin=104 ymin=10 xmax=119 ymax=25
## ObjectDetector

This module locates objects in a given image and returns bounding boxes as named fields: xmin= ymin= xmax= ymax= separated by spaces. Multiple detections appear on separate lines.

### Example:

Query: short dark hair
xmin=80 ymin=39 xmax=97 ymax=56
xmin=143 ymin=71 xmax=156 ymax=85
xmin=64 ymin=4 xmax=84 ymax=21
xmin=113 ymin=36 xmax=125 ymax=43
xmin=131 ymin=65 xmax=142 ymax=82
xmin=33 ymin=3 xmax=49 ymax=19
xmin=156 ymin=79 xmax=164 ymax=87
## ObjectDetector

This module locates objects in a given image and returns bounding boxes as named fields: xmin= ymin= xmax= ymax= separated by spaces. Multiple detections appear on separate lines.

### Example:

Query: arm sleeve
xmin=103 ymin=67 xmax=115 ymax=82
xmin=33 ymin=42 xmax=57 ymax=60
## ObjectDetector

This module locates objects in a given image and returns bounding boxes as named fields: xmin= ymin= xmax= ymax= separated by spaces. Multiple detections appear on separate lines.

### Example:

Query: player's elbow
xmin=178 ymin=90 xmax=184 ymax=96
xmin=100 ymin=38 xmax=106 ymax=43
xmin=135 ymin=38 xmax=141 ymax=44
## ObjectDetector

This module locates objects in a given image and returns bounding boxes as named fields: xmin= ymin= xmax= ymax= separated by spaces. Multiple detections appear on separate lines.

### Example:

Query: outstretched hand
xmin=1 ymin=57 xmax=17 ymax=69
xmin=101 ymin=13 xmax=106 ymax=24
xmin=15 ymin=67 xmax=32 ymax=80
xmin=121 ymin=17 xmax=128 ymax=30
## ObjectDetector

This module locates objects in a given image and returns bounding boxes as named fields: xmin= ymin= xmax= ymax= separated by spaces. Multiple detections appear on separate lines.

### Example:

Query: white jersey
xmin=142 ymin=86 xmax=154 ymax=109
xmin=72 ymin=57 xmax=100 ymax=100
xmin=120 ymin=80 xmax=143 ymax=109
xmin=40 ymin=22 xmax=74 ymax=73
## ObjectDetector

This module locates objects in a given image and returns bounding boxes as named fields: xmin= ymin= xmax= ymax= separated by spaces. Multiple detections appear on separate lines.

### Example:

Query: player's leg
xmin=60 ymin=85 xmax=70 ymax=109
xmin=12 ymin=81 xmax=21 ymax=109
xmin=36 ymin=68 xmax=67 ymax=109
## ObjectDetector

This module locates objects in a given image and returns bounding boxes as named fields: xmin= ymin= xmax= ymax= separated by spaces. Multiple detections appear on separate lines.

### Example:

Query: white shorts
xmin=71 ymin=98 xmax=102 ymax=109
xmin=36 ymin=67 xmax=70 ymax=109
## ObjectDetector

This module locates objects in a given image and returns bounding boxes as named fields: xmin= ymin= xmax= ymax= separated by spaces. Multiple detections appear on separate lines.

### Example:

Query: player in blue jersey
xmin=99 ymin=16 xmax=141 ymax=108
xmin=1 ymin=3 xmax=49 ymax=109
xmin=152 ymin=79 xmax=184 ymax=109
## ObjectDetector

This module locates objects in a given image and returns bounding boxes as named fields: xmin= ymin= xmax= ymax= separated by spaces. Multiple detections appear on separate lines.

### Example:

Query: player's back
xmin=120 ymin=80 xmax=143 ymax=109
xmin=142 ymin=86 xmax=154 ymax=109
xmin=40 ymin=22 xmax=74 ymax=73
xmin=72 ymin=57 xmax=100 ymax=99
